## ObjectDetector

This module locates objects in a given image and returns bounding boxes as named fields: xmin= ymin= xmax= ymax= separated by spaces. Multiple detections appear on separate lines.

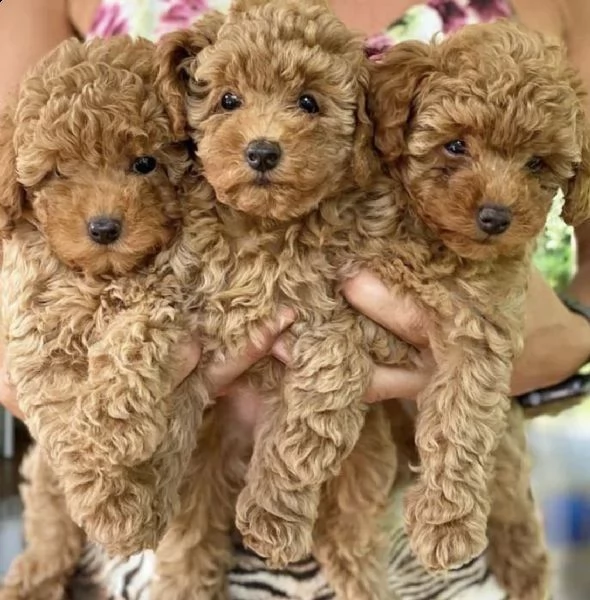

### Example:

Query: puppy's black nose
xmin=245 ymin=139 xmax=281 ymax=172
xmin=87 ymin=217 xmax=122 ymax=245
xmin=476 ymin=204 xmax=511 ymax=235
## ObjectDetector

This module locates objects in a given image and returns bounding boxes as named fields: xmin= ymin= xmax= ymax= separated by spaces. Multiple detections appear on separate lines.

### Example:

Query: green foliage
xmin=533 ymin=193 xmax=575 ymax=293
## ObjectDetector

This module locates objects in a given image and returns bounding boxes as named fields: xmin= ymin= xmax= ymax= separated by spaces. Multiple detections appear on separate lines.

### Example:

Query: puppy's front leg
xmin=236 ymin=316 xmax=373 ymax=567
xmin=65 ymin=299 xmax=207 ymax=555
xmin=487 ymin=403 xmax=549 ymax=600
xmin=405 ymin=318 xmax=512 ymax=572
xmin=152 ymin=405 xmax=249 ymax=600
xmin=314 ymin=404 xmax=399 ymax=600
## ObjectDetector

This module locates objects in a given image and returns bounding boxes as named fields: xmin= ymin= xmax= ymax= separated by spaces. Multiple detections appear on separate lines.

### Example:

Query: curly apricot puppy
xmin=154 ymin=2 xmax=398 ymax=599
xmin=365 ymin=20 xmax=590 ymax=595
xmin=0 ymin=36 xmax=209 ymax=562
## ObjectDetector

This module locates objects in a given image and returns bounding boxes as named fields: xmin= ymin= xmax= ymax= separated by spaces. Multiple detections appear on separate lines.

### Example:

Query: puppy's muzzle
xmin=476 ymin=204 xmax=511 ymax=235
xmin=245 ymin=139 xmax=281 ymax=172
xmin=87 ymin=217 xmax=122 ymax=245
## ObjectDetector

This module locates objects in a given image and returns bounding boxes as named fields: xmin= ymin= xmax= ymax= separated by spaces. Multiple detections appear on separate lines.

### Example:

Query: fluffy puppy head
xmin=370 ymin=20 xmax=590 ymax=261
xmin=156 ymin=0 xmax=373 ymax=222
xmin=0 ymin=37 xmax=190 ymax=277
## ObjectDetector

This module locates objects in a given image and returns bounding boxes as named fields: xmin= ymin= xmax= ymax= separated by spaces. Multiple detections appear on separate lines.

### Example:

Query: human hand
xmin=272 ymin=269 xmax=590 ymax=402
xmin=138 ymin=307 xmax=296 ymax=434
xmin=271 ymin=271 xmax=433 ymax=403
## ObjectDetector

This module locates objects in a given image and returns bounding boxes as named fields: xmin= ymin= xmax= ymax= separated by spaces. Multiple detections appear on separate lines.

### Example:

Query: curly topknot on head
xmin=1 ymin=36 xmax=191 ymax=276
xmin=157 ymin=0 xmax=374 ymax=222
xmin=370 ymin=19 xmax=590 ymax=260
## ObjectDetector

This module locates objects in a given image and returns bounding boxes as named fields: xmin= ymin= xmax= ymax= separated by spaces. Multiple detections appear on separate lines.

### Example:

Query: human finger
xmin=341 ymin=270 xmax=430 ymax=347
xmin=209 ymin=307 xmax=296 ymax=395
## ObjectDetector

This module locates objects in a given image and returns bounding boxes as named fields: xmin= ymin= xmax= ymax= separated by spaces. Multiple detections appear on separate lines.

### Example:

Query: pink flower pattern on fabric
xmin=156 ymin=0 xmax=211 ymax=37
xmin=88 ymin=0 xmax=512 ymax=49
xmin=90 ymin=2 xmax=129 ymax=37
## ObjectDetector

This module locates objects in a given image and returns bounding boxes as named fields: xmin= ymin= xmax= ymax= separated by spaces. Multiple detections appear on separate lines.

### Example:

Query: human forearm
xmin=0 ymin=0 xmax=72 ymax=107
xmin=512 ymin=270 xmax=590 ymax=394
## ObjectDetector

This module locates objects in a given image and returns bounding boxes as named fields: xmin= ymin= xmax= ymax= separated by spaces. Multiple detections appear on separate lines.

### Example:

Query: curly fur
xmin=153 ymin=1 xmax=399 ymax=598
xmin=357 ymin=19 xmax=590 ymax=594
xmin=0 ymin=36 xmax=211 ymax=564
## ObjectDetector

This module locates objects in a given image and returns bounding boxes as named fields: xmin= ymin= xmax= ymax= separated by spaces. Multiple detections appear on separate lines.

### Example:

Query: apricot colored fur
xmin=152 ymin=2 xmax=399 ymax=598
xmin=358 ymin=19 xmax=590 ymax=595
xmin=0 ymin=37 xmax=210 ymax=564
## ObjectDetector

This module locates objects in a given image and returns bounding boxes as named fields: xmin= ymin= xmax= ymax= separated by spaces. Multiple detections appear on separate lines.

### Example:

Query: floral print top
xmin=88 ymin=0 xmax=512 ymax=45
xmin=88 ymin=0 xmax=576 ymax=288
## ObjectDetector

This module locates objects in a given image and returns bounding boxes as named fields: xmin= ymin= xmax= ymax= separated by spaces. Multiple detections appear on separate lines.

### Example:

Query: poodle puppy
xmin=361 ymin=19 xmax=590 ymax=594
xmin=153 ymin=2 xmax=399 ymax=598
xmin=0 ymin=36 xmax=209 ymax=561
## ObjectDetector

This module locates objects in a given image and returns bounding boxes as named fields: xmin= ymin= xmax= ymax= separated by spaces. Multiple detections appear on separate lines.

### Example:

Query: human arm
xmin=0 ymin=0 xmax=74 ymax=108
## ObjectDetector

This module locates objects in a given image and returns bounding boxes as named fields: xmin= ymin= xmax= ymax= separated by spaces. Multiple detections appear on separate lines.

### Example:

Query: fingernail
xmin=277 ymin=307 xmax=296 ymax=330
xmin=272 ymin=339 xmax=290 ymax=364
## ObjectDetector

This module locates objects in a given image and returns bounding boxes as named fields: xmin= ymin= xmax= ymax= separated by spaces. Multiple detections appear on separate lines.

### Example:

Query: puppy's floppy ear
xmin=0 ymin=105 xmax=26 ymax=239
xmin=368 ymin=41 xmax=434 ymax=165
xmin=563 ymin=118 xmax=590 ymax=226
xmin=351 ymin=68 xmax=378 ymax=187
xmin=155 ymin=10 xmax=225 ymax=138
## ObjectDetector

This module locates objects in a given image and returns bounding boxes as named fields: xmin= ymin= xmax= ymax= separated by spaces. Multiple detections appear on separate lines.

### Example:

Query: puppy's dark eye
xmin=298 ymin=94 xmax=319 ymax=114
xmin=444 ymin=140 xmax=467 ymax=155
xmin=221 ymin=92 xmax=242 ymax=111
xmin=132 ymin=156 xmax=158 ymax=175
xmin=525 ymin=156 xmax=545 ymax=173
xmin=53 ymin=168 xmax=64 ymax=179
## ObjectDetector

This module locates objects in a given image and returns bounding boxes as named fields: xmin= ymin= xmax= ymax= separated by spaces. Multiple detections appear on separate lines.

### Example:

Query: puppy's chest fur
xmin=189 ymin=200 xmax=351 ymax=360
xmin=1 ymin=227 xmax=192 ymax=409
xmin=348 ymin=206 xmax=533 ymax=349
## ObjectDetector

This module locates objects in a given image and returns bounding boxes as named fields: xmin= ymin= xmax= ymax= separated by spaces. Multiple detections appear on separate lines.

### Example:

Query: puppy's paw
xmin=78 ymin=497 xmax=166 ymax=557
xmin=408 ymin=517 xmax=488 ymax=572
xmin=405 ymin=483 xmax=487 ymax=571
xmin=488 ymin=521 xmax=549 ymax=600
xmin=236 ymin=491 xmax=313 ymax=568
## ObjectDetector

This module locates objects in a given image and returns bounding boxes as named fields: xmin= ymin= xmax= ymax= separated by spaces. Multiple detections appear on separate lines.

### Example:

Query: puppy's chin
xmin=47 ymin=228 xmax=175 ymax=277
xmin=216 ymin=183 xmax=321 ymax=222
xmin=438 ymin=229 xmax=533 ymax=261
xmin=439 ymin=231 xmax=505 ymax=261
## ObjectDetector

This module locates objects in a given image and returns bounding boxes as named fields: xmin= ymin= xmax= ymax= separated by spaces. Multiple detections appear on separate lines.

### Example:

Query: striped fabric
xmin=72 ymin=529 xmax=506 ymax=600
xmin=69 ymin=491 xmax=506 ymax=600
